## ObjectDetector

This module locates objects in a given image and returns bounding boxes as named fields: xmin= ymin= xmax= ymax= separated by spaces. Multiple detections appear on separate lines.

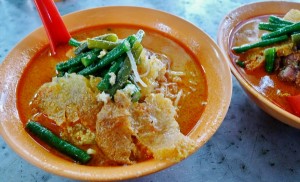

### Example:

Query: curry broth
xmin=230 ymin=16 xmax=300 ymax=114
xmin=17 ymin=25 xmax=207 ymax=164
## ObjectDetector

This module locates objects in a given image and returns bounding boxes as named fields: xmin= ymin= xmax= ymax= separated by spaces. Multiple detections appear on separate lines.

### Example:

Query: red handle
xmin=34 ymin=0 xmax=71 ymax=55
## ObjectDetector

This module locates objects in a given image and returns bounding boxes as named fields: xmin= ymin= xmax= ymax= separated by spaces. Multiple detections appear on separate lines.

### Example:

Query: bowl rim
xmin=217 ymin=0 xmax=300 ymax=128
xmin=0 ymin=5 xmax=232 ymax=180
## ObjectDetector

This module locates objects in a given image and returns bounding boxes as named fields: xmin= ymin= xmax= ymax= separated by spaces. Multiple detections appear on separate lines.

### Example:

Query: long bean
xmin=264 ymin=47 xmax=276 ymax=73
xmin=67 ymin=65 xmax=85 ymax=73
xmin=81 ymin=49 xmax=100 ymax=67
xmin=87 ymin=39 xmax=119 ymax=50
xmin=68 ymin=38 xmax=81 ymax=47
xmin=26 ymin=121 xmax=91 ymax=164
xmin=74 ymin=42 xmax=90 ymax=55
xmin=126 ymin=35 xmax=138 ymax=47
xmin=131 ymin=41 xmax=143 ymax=64
xmin=56 ymin=49 xmax=99 ymax=71
xmin=74 ymin=33 xmax=118 ymax=55
xmin=268 ymin=15 xmax=293 ymax=26
xmin=232 ymin=35 xmax=288 ymax=53
xmin=258 ymin=22 xmax=287 ymax=32
xmin=78 ymin=40 xmax=131 ymax=76
xmin=107 ymin=57 xmax=132 ymax=97
xmin=261 ymin=22 xmax=300 ymax=40
xmin=97 ymin=56 xmax=124 ymax=91
xmin=98 ymin=33 xmax=118 ymax=42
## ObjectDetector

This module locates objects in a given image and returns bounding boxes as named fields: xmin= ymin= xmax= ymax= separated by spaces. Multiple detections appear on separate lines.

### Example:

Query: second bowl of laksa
xmin=218 ymin=1 xmax=300 ymax=128
xmin=0 ymin=6 xmax=232 ymax=181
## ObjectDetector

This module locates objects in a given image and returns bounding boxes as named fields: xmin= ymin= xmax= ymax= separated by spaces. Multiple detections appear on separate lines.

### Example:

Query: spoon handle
xmin=34 ymin=0 xmax=71 ymax=55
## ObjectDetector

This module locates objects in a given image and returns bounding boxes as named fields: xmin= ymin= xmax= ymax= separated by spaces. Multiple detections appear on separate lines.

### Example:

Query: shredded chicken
xmin=138 ymin=51 xmax=167 ymax=97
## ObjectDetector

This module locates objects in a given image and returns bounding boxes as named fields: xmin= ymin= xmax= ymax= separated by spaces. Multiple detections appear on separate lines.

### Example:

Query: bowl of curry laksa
xmin=0 ymin=6 xmax=232 ymax=181
xmin=218 ymin=1 xmax=300 ymax=128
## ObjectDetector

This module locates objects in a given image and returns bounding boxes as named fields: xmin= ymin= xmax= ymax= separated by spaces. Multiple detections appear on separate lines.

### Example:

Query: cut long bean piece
xmin=56 ymin=54 xmax=86 ymax=71
xmin=81 ymin=49 xmax=100 ymax=67
xmin=232 ymin=35 xmax=288 ymax=54
xmin=69 ymin=38 xmax=81 ymax=47
xmin=264 ymin=47 xmax=276 ymax=73
xmin=87 ymin=39 xmax=119 ymax=50
xmin=74 ymin=33 xmax=118 ymax=55
xmin=268 ymin=15 xmax=293 ymax=26
xmin=107 ymin=57 xmax=132 ymax=97
xmin=126 ymin=35 xmax=138 ymax=47
xmin=78 ymin=40 xmax=131 ymax=76
xmin=74 ymin=42 xmax=89 ymax=55
xmin=67 ymin=64 xmax=85 ymax=73
xmin=26 ymin=121 xmax=91 ymax=164
xmin=97 ymin=56 xmax=124 ymax=91
xmin=258 ymin=22 xmax=287 ymax=32
xmin=261 ymin=22 xmax=300 ymax=40
xmin=98 ymin=33 xmax=118 ymax=42
xmin=98 ymin=67 xmax=110 ymax=78
xmin=131 ymin=41 xmax=143 ymax=64
xmin=56 ymin=49 xmax=99 ymax=71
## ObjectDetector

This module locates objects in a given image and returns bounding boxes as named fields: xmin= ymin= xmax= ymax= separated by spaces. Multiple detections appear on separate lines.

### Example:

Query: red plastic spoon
xmin=34 ymin=0 xmax=71 ymax=55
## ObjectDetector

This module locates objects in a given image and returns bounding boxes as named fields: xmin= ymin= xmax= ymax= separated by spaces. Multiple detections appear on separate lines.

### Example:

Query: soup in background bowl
xmin=217 ymin=1 xmax=300 ymax=128
xmin=0 ymin=6 xmax=232 ymax=181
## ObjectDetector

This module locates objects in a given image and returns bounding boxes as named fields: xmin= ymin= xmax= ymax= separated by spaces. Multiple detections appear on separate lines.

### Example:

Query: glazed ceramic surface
xmin=0 ymin=6 xmax=232 ymax=181
xmin=217 ymin=1 xmax=300 ymax=129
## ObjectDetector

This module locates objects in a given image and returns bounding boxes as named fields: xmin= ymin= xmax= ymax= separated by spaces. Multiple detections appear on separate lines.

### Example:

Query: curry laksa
xmin=17 ymin=26 xmax=208 ymax=166
xmin=230 ymin=9 xmax=300 ymax=117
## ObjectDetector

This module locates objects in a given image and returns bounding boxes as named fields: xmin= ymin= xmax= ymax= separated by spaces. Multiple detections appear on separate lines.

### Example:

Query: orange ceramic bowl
xmin=0 ymin=6 xmax=232 ymax=181
xmin=217 ymin=1 xmax=300 ymax=128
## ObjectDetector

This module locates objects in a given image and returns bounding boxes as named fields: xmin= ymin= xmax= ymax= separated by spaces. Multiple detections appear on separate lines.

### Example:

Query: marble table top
xmin=1 ymin=0 xmax=300 ymax=181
